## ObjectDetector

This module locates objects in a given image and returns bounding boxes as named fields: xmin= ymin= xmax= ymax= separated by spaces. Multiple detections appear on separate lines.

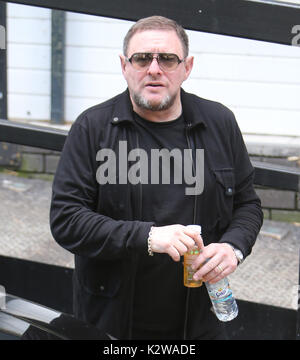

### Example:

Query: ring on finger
xmin=217 ymin=264 xmax=223 ymax=273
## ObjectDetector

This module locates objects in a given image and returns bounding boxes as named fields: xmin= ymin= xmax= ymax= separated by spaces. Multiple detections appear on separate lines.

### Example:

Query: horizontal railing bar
xmin=252 ymin=160 xmax=300 ymax=192
xmin=2 ymin=0 xmax=300 ymax=46
xmin=0 ymin=119 xmax=299 ymax=191
xmin=0 ymin=119 xmax=67 ymax=152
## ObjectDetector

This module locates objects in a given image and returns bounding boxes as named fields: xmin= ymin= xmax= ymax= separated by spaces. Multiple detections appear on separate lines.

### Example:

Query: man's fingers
xmin=167 ymin=246 xmax=181 ymax=262
xmin=194 ymin=234 xmax=204 ymax=250
xmin=183 ymin=227 xmax=204 ymax=250
xmin=193 ymin=256 xmax=222 ymax=281
xmin=173 ymin=240 xmax=188 ymax=256
xmin=192 ymin=243 xmax=239 ymax=282
xmin=150 ymin=225 xmax=197 ymax=261
xmin=180 ymin=233 xmax=197 ymax=251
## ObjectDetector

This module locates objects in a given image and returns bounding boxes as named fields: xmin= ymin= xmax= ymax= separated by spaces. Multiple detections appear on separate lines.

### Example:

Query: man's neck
xmin=133 ymin=104 xmax=182 ymax=123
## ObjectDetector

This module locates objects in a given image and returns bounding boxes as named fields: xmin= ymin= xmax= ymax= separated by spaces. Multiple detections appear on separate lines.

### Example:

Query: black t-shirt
xmin=132 ymin=112 xmax=195 ymax=333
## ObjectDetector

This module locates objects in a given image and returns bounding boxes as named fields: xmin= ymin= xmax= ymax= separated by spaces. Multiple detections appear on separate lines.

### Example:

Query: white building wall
xmin=186 ymin=31 xmax=300 ymax=136
xmin=64 ymin=12 xmax=130 ymax=122
xmin=7 ymin=3 xmax=51 ymax=121
xmin=6 ymin=3 xmax=300 ymax=136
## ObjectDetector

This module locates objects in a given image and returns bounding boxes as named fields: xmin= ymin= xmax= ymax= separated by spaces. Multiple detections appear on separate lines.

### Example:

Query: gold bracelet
xmin=147 ymin=226 xmax=154 ymax=256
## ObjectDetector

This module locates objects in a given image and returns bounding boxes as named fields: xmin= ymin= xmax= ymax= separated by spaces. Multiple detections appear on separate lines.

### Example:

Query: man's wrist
xmin=225 ymin=243 xmax=244 ymax=264
xmin=147 ymin=226 xmax=154 ymax=256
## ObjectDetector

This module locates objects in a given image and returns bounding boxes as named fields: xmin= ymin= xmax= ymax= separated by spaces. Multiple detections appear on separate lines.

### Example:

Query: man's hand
xmin=191 ymin=243 xmax=238 ymax=284
xmin=150 ymin=225 xmax=204 ymax=262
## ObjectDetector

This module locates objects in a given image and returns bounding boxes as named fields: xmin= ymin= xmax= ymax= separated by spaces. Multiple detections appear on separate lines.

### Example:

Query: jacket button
xmin=226 ymin=187 xmax=233 ymax=196
xmin=99 ymin=285 xmax=105 ymax=291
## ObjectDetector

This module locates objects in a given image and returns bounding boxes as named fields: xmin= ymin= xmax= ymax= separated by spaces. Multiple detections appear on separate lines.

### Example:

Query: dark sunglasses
xmin=126 ymin=52 xmax=185 ymax=72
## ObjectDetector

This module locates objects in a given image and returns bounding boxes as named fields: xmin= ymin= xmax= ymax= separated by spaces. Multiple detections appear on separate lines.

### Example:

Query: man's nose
xmin=147 ymin=56 xmax=163 ymax=74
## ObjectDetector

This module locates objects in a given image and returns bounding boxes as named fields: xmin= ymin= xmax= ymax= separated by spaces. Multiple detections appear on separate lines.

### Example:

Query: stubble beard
xmin=132 ymin=92 xmax=176 ymax=112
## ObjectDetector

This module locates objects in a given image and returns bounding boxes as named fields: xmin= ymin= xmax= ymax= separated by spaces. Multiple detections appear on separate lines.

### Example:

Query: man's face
xmin=120 ymin=30 xmax=193 ymax=114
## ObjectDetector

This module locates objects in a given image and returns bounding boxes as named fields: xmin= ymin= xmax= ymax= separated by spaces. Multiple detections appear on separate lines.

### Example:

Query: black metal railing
xmin=1 ymin=119 xmax=299 ymax=192
xmin=3 ymin=0 xmax=300 ymax=46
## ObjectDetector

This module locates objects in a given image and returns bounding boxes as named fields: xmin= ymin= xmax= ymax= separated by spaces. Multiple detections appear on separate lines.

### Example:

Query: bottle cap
xmin=186 ymin=224 xmax=201 ymax=234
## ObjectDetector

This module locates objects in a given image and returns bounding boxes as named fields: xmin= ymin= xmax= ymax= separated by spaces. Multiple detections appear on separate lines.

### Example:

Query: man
xmin=50 ymin=16 xmax=263 ymax=340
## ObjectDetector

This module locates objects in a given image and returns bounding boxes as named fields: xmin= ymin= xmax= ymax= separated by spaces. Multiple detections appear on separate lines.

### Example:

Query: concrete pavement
xmin=0 ymin=171 xmax=299 ymax=310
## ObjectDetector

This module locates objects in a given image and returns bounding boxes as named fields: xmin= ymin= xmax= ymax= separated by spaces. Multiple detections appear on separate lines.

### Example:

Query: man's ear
xmin=119 ymin=54 xmax=127 ymax=74
xmin=183 ymin=55 xmax=194 ymax=81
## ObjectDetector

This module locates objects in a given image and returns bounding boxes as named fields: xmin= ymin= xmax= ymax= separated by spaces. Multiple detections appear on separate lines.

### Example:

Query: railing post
xmin=50 ymin=9 xmax=66 ymax=125
xmin=297 ymin=248 xmax=300 ymax=339
xmin=0 ymin=1 xmax=7 ymax=120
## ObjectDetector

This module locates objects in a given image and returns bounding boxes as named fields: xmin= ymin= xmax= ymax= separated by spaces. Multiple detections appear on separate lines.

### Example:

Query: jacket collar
xmin=180 ymin=88 xmax=207 ymax=129
xmin=110 ymin=89 xmax=135 ymax=125
xmin=111 ymin=88 xmax=207 ymax=129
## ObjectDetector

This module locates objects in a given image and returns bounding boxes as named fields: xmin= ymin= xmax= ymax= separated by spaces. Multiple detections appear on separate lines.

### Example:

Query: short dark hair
xmin=123 ymin=16 xmax=189 ymax=58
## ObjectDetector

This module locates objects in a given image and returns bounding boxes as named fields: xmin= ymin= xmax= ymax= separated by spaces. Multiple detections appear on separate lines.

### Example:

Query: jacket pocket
xmin=213 ymin=168 xmax=235 ymax=230
xmin=78 ymin=258 xmax=122 ymax=299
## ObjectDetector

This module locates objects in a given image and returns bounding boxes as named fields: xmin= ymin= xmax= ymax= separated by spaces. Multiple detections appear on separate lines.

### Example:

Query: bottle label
xmin=208 ymin=286 xmax=233 ymax=303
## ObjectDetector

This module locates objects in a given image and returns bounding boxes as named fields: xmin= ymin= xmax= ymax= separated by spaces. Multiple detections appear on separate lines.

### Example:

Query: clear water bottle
xmin=205 ymin=277 xmax=238 ymax=321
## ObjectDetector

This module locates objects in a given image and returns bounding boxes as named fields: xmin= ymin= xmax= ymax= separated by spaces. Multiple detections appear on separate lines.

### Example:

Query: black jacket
xmin=50 ymin=89 xmax=263 ymax=339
